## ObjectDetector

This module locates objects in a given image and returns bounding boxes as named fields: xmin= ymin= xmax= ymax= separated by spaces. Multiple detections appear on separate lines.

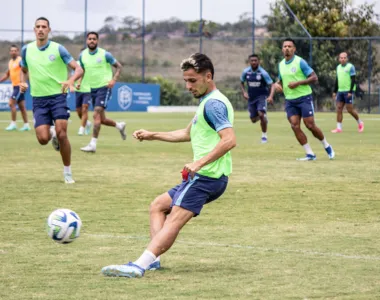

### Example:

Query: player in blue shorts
xmin=101 ymin=53 xmax=236 ymax=278
xmin=240 ymin=54 xmax=275 ymax=143
xmin=275 ymin=38 xmax=335 ymax=161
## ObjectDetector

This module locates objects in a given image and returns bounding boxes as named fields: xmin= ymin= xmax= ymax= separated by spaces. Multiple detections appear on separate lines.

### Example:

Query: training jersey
xmin=191 ymin=89 xmax=234 ymax=179
xmin=337 ymin=63 xmax=356 ymax=92
xmin=9 ymin=56 xmax=22 ymax=86
xmin=278 ymin=55 xmax=313 ymax=100
xmin=79 ymin=48 xmax=116 ymax=89
xmin=240 ymin=66 xmax=273 ymax=100
xmin=21 ymin=40 xmax=73 ymax=97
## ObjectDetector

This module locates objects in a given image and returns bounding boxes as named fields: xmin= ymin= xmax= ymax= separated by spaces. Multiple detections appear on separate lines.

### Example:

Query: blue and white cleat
xmin=297 ymin=154 xmax=317 ymax=161
xmin=64 ymin=173 xmax=75 ymax=184
xmin=5 ymin=123 xmax=17 ymax=131
xmin=261 ymin=137 xmax=268 ymax=144
xmin=102 ymin=262 xmax=145 ymax=278
xmin=325 ymin=145 xmax=335 ymax=160
xmin=146 ymin=261 xmax=161 ymax=271
xmin=85 ymin=121 xmax=92 ymax=135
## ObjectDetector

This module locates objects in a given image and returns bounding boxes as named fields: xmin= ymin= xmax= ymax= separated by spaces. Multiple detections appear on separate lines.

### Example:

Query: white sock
xmin=79 ymin=126 xmax=85 ymax=131
xmin=90 ymin=137 xmax=97 ymax=146
xmin=357 ymin=119 xmax=362 ymax=124
xmin=63 ymin=166 xmax=71 ymax=174
xmin=11 ymin=121 xmax=16 ymax=126
xmin=24 ymin=123 xmax=30 ymax=127
xmin=86 ymin=120 xmax=91 ymax=126
xmin=302 ymin=143 xmax=314 ymax=155
xmin=133 ymin=250 xmax=156 ymax=270
xmin=337 ymin=122 xmax=342 ymax=130
xmin=321 ymin=138 xmax=329 ymax=148
xmin=50 ymin=127 xmax=56 ymax=138
xmin=262 ymin=132 xmax=267 ymax=138
xmin=116 ymin=122 xmax=123 ymax=130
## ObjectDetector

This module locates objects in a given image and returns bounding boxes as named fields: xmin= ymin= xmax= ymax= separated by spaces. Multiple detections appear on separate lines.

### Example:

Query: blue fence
xmin=0 ymin=82 xmax=160 ymax=112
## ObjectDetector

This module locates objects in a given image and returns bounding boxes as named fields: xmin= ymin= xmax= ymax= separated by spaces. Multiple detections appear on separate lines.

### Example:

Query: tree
xmin=261 ymin=0 xmax=380 ymax=109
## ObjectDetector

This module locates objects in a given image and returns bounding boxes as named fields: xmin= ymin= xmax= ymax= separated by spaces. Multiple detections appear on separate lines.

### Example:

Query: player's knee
xmin=56 ymin=130 xmax=67 ymax=141
xmin=250 ymin=118 xmax=258 ymax=123
xmin=290 ymin=123 xmax=300 ymax=130
xmin=8 ymin=102 xmax=15 ymax=109
xmin=304 ymin=122 xmax=315 ymax=130
xmin=37 ymin=136 xmax=50 ymax=145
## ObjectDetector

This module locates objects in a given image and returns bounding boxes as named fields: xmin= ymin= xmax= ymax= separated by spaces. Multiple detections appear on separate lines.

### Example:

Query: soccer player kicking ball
xmin=101 ymin=53 xmax=236 ymax=278
xmin=276 ymin=38 xmax=335 ymax=161
xmin=20 ymin=17 xmax=83 ymax=183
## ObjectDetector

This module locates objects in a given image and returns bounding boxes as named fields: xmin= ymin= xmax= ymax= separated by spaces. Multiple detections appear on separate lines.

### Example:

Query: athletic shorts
xmin=248 ymin=95 xmax=267 ymax=118
xmin=285 ymin=94 xmax=315 ymax=119
xmin=91 ymin=87 xmax=112 ymax=109
xmin=168 ymin=173 xmax=228 ymax=216
xmin=33 ymin=94 xmax=70 ymax=128
xmin=75 ymin=92 xmax=91 ymax=108
xmin=11 ymin=86 xmax=25 ymax=102
xmin=336 ymin=92 xmax=353 ymax=104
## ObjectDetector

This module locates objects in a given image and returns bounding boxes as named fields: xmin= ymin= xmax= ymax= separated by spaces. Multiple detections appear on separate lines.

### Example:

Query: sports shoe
xmin=146 ymin=261 xmax=161 ymax=271
xmin=297 ymin=154 xmax=317 ymax=161
xmin=118 ymin=122 xmax=126 ymax=140
xmin=85 ymin=121 xmax=92 ymax=135
xmin=261 ymin=137 xmax=268 ymax=144
xmin=358 ymin=122 xmax=364 ymax=133
xmin=78 ymin=127 xmax=85 ymax=136
xmin=325 ymin=145 xmax=335 ymax=160
xmin=19 ymin=125 xmax=31 ymax=131
xmin=64 ymin=173 xmax=75 ymax=184
xmin=102 ymin=262 xmax=145 ymax=278
xmin=331 ymin=128 xmax=342 ymax=133
xmin=5 ymin=123 xmax=17 ymax=131
xmin=80 ymin=144 xmax=96 ymax=153
xmin=50 ymin=127 xmax=60 ymax=151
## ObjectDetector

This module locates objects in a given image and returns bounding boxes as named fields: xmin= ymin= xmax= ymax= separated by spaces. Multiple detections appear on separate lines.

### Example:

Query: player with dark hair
xmin=240 ymin=54 xmax=275 ymax=143
xmin=101 ymin=53 xmax=237 ymax=278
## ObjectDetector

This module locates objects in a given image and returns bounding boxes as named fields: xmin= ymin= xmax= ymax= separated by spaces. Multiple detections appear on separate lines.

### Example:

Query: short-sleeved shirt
xmin=203 ymin=99 xmax=232 ymax=132
xmin=278 ymin=56 xmax=313 ymax=81
xmin=241 ymin=66 xmax=273 ymax=101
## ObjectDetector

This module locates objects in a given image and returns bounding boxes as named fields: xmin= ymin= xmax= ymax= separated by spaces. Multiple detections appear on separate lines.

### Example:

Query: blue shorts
xmin=11 ymin=86 xmax=25 ymax=102
xmin=33 ymin=94 xmax=70 ymax=128
xmin=91 ymin=87 xmax=112 ymax=109
xmin=248 ymin=96 xmax=267 ymax=118
xmin=336 ymin=92 xmax=353 ymax=104
xmin=285 ymin=95 xmax=315 ymax=119
xmin=168 ymin=173 xmax=228 ymax=216
xmin=75 ymin=92 xmax=91 ymax=108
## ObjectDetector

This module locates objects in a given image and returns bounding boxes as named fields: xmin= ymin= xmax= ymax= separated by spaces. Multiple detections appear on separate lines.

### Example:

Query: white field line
xmin=85 ymin=233 xmax=380 ymax=261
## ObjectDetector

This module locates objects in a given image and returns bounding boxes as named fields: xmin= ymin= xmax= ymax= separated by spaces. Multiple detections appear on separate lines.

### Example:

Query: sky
xmin=0 ymin=0 xmax=379 ymax=40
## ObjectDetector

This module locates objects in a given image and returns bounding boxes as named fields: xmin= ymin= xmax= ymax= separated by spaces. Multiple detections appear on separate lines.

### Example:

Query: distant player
xmin=79 ymin=32 xmax=126 ymax=153
xmin=74 ymin=55 xmax=92 ymax=136
xmin=240 ymin=54 xmax=275 ymax=143
xmin=101 ymin=53 xmax=236 ymax=278
xmin=275 ymin=38 xmax=335 ymax=161
xmin=0 ymin=45 xmax=30 ymax=131
xmin=331 ymin=52 xmax=364 ymax=133
xmin=19 ymin=17 xmax=83 ymax=183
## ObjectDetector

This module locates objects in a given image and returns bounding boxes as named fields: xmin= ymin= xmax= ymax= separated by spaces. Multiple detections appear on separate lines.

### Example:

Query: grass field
xmin=1 ymin=111 xmax=380 ymax=300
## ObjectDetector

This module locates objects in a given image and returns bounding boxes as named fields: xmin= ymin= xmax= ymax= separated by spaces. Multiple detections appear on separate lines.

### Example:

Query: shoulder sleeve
xmin=350 ymin=65 xmax=356 ymax=76
xmin=300 ymin=59 xmax=313 ymax=77
xmin=20 ymin=45 xmax=28 ymax=68
xmin=204 ymin=99 xmax=232 ymax=132
xmin=240 ymin=68 xmax=247 ymax=82
xmin=58 ymin=45 xmax=74 ymax=65
xmin=260 ymin=68 xmax=273 ymax=84
xmin=105 ymin=51 xmax=117 ymax=65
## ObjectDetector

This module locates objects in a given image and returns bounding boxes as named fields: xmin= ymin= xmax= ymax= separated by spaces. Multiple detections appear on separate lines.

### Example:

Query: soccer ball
xmin=47 ymin=208 xmax=82 ymax=244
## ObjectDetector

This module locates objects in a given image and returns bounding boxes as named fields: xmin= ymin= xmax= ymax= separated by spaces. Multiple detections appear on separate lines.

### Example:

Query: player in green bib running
xmin=19 ymin=17 xmax=83 ymax=183
xmin=331 ymin=52 xmax=364 ymax=133
xmin=79 ymin=32 xmax=125 ymax=153
xmin=275 ymin=38 xmax=335 ymax=161
xmin=101 ymin=53 xmax=237 ymax=278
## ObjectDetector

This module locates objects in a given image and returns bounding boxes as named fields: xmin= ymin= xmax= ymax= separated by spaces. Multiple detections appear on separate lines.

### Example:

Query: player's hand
xmin=266 ymin=97 xmax=274 ymax=104
xmin=288 ymin=82 xmax=299 ymax=89
xmin=332 ymin=93 xmax=336 ymax=100
xmin=133 ymin=129 xmax=154 ymax=141
xmin=274 ymin=82 xmax=283 ymax=94
xmin=107 ymin=79 xmax=116 ymax=89
xmin=243 ymin=92 xmax=249 ymax=100
xmin=347 ymin=93 xmax=352 ymax=98
xmin=19 ymin=82 xmax=28 ymax=93
xmin=60 ymin=80 xmax=75 ymax=93
xmin=183 ymin=161 xmax=202 ymax=179
xmin=75 ymin=83 xmax=81 ymax=90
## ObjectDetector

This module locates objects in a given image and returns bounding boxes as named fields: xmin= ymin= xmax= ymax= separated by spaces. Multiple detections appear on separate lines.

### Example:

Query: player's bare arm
xmin=133 ymin=121 xmax=192 ymax=143
xmin=267 ymin=84 xmax=276 ymax=103
xmin=19 ymin=66 xmax=29 ymax=93
xmin=183 ymin=127 xmax=236 ymax=177
xmin=108 ymin=61 xmax=123 ymax=89
xmin=0 ymin=70 xmax=10 ymax=82
xmin=61 ymin=60 xmax=83 ymax=93
xmin=288 ymin=72 xmax=318 ymax=89
xmin=240 ymin=82 xmax=248 ymax=100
